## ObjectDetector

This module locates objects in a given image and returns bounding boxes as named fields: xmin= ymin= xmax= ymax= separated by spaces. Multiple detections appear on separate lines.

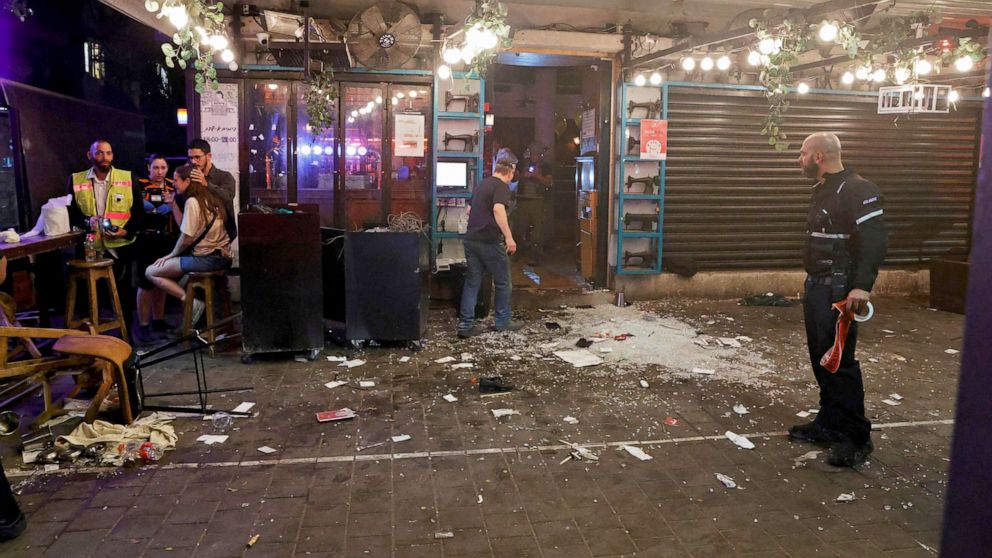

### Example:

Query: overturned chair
xmin=0 ymin=324 xmax=135 ymax=427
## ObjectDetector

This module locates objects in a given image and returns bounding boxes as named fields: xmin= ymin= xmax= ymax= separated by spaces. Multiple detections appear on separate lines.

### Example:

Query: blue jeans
xmin=459 ymin=239 xmax=511 ymax=331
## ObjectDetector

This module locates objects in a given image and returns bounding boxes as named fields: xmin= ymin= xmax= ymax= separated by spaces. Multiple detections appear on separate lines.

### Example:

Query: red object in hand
xmin=820 ymin=299 xmax=854 ymax=373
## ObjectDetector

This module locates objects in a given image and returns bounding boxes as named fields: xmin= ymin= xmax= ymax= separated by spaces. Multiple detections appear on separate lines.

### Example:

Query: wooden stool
xmin=65 ymin=259 xmax=127 ymax=340
xmin=53 ymin=334 xmax=135 ymax=424
xmin=182 ymin=270 xmax=232 ymax=356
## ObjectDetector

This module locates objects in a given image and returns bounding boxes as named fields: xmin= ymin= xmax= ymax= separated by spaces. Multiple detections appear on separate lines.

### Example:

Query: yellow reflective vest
xmin=70 ymin=167 xmax=134 ymax=249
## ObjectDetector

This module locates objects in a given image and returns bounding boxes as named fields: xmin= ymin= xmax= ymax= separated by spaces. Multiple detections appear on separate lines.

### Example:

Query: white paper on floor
xmin=340 ymin=359 xmax=366 ymax=368
xmin=715 ymin=473 xmax=737 ymax=488
xmin=491 ymin=409 xmax=519 ymax=418
xmin=944 ymin=349 xmax=959 ymax=355
xmin=451 ymin=363 xmax=474 ymax=370
xmin=796 ymin=411 xmax=811 ymax=418
xmin=889 ymin=393 xmax=904 ymax=401
xmin=443 ymin=394 xmax=458 ymax=402
xmin=733 ymin=404 xmax=749 ymax=415
xmin=691 ymin=368 xmax=716 ymax=375
xmin=257 ymin=446 xmax=277 ymax=454
xmin=639 ymin=380 xmax=649 ymax=388
xmin=563 ymin=416 xmax=579 ymax=424
xmin=793 ymin=450 xmax=821 ymax=467
xmin=326 ymin=356 xmax=347 ymax=362
xmin=619 ymin=445 xmax=653 ymax=461
xmin=836 ymin=492 xmax=856 ymax=502
xmin=882 ymin=399 xmax=902 ymax=406
xmin=435 ymin=356 xmax=456 ymax=364
xmin=197 ymin=435 xmax=229 ymax=445
xmin=325 ymin=381 xmax=347 ymax=389
xmin=399 ymin=356 xmax=411 ymax=363
xmin=725 ymin=431 xmax=755 ymax=450
xmin=359 ymin=380 xmax=376 ymax=388
xmin=392 ymin=435 xmax=411 ymax=443
xmin=553 ymin=350 xmax=604 ymax=368
xmin=232 ymin=402 xmax=255 ymax=414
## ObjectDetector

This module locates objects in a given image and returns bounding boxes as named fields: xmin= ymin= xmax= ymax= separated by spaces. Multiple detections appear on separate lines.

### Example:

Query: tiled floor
xmin=0 ymin=295 xmax=960 ymax=557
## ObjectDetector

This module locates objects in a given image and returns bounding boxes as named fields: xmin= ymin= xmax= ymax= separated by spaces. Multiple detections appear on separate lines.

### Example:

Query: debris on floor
xmin=246 ymin=534 xmax=260 ymax=548
xmin=619 ymin=445 xmax=653 ymax=461
xmin=882 ymin=398 xmax=902 ymax=406
xmin=451 ymin=362 xmax=474 ymax=370
xmin=326 ymin=356 xmax=348 ymax=363
xmin=339 ymin=358 xmax=366 ymax=368
xmin=492 ymin=408 xmax=519 ymax=418
xmin=443 ymin=394 xmax=458 ymax=402
xmin=325 ymin=380 xmax=347 ymax=389
xmin=316 ymin=408 xmax=357 ymax=422
xmin=391 ymin=434 xmax=411 ymax=443
xmin=563 ymin=416 xmax=579 ymax=425
xmin=560 ymin=440 xmax=599 ymax=464
xmin=725 ymin=430 xmax=756 ymax=450
xmin=257 ymin=446 xmax=277 ymax=454
xmin=739 ymin=292 xmax=795 ymax=307
xmin=639 ymin=380 xmax=649 ymax=388
xmin=434 ymin=532 xmax=455 ymax=539
xmin=197 ymin=434 xmax=228 ymax=445
xmin=232 ymin=402 xmax=255 ymax=414
xmin=664 ymin=416 xmax=679 ymax=426
xmin=836 ymin=492 xmax=856 ymax=502
xmin=435 ymin=356 xmax=456 ymax=364
xmin=715 ymin=473 xmax=737 ymax=488
xmin=359 ymin=380 xmax=376 ymax=388
xmin=553 ymin=349 xmax=603 ymax=368
xmin=477 ymin=376 xmax=514 ymax=393
xmin=733 ymin=404 xmax=749 ymax=415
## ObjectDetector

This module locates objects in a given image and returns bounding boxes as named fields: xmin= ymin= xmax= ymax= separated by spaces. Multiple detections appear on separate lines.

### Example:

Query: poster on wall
xmin=199 ymin=83 xmax=240 ymax=260
xmin=639 ymin=119 xmax=668 ymax=161
xmin=394 ymin=114 xmax=425 ymax=157
xmin=580 ymin=108 xmax=597 ymax=154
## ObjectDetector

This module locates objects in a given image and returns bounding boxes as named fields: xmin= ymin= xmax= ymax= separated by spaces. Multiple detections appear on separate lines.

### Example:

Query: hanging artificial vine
xmin=748 ymin=10 xmax=987 ymax=151
xmin=303 ymin=69 xmax=338 ymax=135
xmin=461 ymin=0 xmax=512 ymax=77
xmin=148 ymin=0 xmax=231 ymax=93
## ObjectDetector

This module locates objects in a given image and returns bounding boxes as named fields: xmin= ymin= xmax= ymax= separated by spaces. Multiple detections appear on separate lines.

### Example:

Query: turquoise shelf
xmin=437 ymin=151 xmax=481 ymax=158
xmin=620 ymin=231 xmax=661 ymax=238
xmin=438 ymin=112 xmax=483 ymax=119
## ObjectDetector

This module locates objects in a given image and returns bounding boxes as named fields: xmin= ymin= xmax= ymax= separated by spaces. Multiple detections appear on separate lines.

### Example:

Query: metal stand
xmin=134 ymin=313 xmax=253 ymax=416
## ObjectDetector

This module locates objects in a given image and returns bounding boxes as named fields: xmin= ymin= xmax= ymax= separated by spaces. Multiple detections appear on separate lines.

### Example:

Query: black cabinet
xmin=345 ymin=232 xmax=429 ymax=343
xmin=239 ymin=209 xmax=324 ymax=357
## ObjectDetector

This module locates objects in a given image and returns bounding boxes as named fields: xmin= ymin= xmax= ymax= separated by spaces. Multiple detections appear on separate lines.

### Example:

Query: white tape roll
xmin=853 ymin=301 xmax=874 ymax=322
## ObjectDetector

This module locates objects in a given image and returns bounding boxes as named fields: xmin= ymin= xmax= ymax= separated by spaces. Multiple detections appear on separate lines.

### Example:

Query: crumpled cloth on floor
xmin=820 ymin=300 xmax=854 ymax=374
xmin=58 ymin=412 xmax=178 ymax=464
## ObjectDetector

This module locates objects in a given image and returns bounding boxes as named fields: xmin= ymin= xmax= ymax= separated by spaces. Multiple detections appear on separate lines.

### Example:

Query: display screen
xmin=436 ymin=161 xmax=468 ymax=188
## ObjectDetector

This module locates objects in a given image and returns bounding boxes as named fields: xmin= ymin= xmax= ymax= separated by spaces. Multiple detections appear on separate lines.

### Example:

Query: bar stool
xmin=182 ymin=270 xmax=232 ymax=356
xmin=65 ymin=259 xmax=127 ymax=340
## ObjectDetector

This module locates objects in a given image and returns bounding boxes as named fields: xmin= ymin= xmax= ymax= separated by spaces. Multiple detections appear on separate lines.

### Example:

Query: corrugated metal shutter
xmin=663 ymin=86 xmax=980 ymax=270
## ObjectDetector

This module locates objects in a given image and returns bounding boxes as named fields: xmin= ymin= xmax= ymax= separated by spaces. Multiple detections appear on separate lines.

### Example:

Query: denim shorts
xmin=180 ymin=253 xmax=232 ymax=273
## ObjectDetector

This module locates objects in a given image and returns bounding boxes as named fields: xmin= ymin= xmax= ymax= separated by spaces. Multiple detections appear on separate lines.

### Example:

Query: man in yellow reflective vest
xmin=67 ymin=139 xmax=145 ymax=340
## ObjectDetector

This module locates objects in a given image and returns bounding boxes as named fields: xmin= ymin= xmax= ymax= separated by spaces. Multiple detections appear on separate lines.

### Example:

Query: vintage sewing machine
xmin=627 ymin=100 xmax=662 ymax=119
xmin=622 ymin=249 xmax=658 ymax=268
xmin=626 ymin=136 xmax=641 ymax=156
xmin=442 ymin=131 xmax=479 ymax=152
xmin=624 ymin=175 xmax=660 ymax=194
xmin=444 ymin=91 xmax=480 ymax=113
xmin=623 ymin=212 xmax=659 ymax=232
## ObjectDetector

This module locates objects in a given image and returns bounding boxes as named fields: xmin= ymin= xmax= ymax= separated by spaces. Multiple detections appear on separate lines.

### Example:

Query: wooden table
xmin=0 ymin=231 xmax=85 ymax=260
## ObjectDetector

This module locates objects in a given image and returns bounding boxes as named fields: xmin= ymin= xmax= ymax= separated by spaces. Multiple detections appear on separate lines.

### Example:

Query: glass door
xmin=339 ymin=83 xmax=384 ymax=230
xmin=296 ymin=84 xmax=337 ymax=226
xmin=246 ymin=81 xmax=290 ymax=206
xmin=387 ymin=84 xmax=431 ymax=223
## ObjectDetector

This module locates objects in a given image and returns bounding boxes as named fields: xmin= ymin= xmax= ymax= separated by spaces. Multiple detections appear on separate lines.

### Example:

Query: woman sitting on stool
xmin=145 ymin=164 xmax=232 ymax=327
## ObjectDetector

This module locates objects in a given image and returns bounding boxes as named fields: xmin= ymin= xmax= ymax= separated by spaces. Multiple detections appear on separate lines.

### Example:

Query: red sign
xmin=640 ymin=119 xmax=668 ymax=161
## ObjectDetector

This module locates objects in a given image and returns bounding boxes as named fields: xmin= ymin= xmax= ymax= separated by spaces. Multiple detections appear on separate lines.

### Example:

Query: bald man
xmin=790 ymin=132 xmax=887 ymax=468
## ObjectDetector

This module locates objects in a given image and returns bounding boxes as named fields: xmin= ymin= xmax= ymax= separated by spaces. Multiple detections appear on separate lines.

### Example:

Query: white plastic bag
xmin=43 ymin=204 xmax=70 ymax=236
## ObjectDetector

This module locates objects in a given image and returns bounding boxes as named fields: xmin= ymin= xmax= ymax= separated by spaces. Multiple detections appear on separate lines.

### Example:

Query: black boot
xmin=788 ymin=421 xmax=843 ymax=444
xmin=0 ymin=512 xmax=26 ymax=542
xmin=827 ymin=439 xmax=874 ymax=468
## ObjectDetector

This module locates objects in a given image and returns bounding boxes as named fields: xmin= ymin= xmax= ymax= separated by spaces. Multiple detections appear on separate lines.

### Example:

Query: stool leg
xmin=182 ymin=283 xmax=194 ymax=337
xmin=204 ymin=279 xmax=216 ymax=357
xmin=87 ymin=273 xmax=100 ymax=332
xmin=65 ymin=274 xmax=78 ymax=328
xmin=104 ymin=270 xmax=128 ymax=342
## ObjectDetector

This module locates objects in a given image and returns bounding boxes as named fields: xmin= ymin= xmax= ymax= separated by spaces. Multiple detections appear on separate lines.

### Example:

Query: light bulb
xmin=700 ymin=56 xmax=714 ymax=71
xmin=299 ymin=144 xmax=312 ymax=156
xmin=228 ymin=61 xmax=238 ymax=71
xmin=267 ymin=83 xmax=278 ymax=91
xmin=984 ymin=87 xmax=990 ymax=98
xmin=914 ymin=58 xmax=932 ymax=76
xmin=391 ymin=97 xmax=398 ymax=105
xmin=461 ymin=47 xmax=475 ymax=64
xmin=442 ymin=47 xmax=461 ymax=64
xmin=196 ymin=27 xmax=209 ymax=44
xmin=397 ymin=92 xmax=405 ymax=99
xmin=954 ymin=56 xmax=974 ymax=72
xmin=466 ymin=23 xmax=484 ymax=50
xmin=716 ymin=55 xmax=731 ymax=71
xmin=375 ymin=96 xmax=383 ymax=104
xmin=872 ymin=68 xmax=887 ymax=82
xmin=209 ymin=35 xmax=228 ymax=51
xmin=437 ymin=64 xmax=451 ymax=79
xmin=855 ymin=66 xmax=870 ymax=81
xmin=351 ymin=110 xmax=358 ymax=117
xmin=747 ymin=51 xmax=761 ymax=66
xmin=797 ymin=82 xmax=810 ymax=94
xmin=948 ymin=89 xmax=959 ymax=103
xmin=311 ymin=145 xmax=322 ymax=155
xmin=144 ymin=0 xmax=160 ymax=12
xmin=894 ymin=67 xmax=910 ymax=84
xmin=842 ymin=71 xmax=855 ymax=85
xmin=914 ymin=88 xmax=924 ymax=101
xmin=480 ymin=28 xmax=498 ymax=50
xmin=358 ymin=146 xmax=368 ymax=156
xmin=649 ymin=72 xmax=662 ymax=85
xmin=758 ymin=38 xmax=776 ymax=55
xmin=818 ymin=22 xmax=839 ymax=43
xmin=167 ymin=6 xmax=188 ymax=29
xmin=221 ymin=49 xmax=234 ymax=63
xmin=681 ymin=57 xmax=696 ymax=71
xmin=346 ymin=145 xmax=357 ymax=157
xmin=347 ymin=116 xmax=355 ymax=123
xmin=633 ymin=73 xmax=646 ymax=86
xmin=409 ymin=90 xmax=418 ymax=98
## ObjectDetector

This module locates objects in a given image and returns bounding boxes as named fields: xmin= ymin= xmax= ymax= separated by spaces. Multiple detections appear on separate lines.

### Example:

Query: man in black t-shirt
xmin=458 ymin=149 xmax=522 ymax=338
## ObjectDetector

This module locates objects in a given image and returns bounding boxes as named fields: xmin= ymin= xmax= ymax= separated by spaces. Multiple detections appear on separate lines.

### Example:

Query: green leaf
xmin=768 ymin=137 xmax=777 ymax=146
xmin=178 ymin=58 xmax=187 ymax=69
xmin=195 ymin=82 xmax=205 ymax=94
xmin=161 ymin=43 xmax=175 ymax=56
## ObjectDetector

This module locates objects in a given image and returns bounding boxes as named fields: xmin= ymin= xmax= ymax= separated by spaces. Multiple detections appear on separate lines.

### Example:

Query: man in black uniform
xmin=512 ymin=142 xmax=553 ymax=259
xmin=789 ymin=132 xmax=887 ymax=468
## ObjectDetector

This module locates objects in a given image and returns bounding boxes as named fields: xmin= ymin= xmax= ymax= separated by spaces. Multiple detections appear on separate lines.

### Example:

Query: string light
xmin=437 ymin=64 xmax=451 ymax=79
xmin=633 ymin=73 xmax=646 ymax=86
xmin=209 ymin=34 xmax=228 ymax=50
xmin=872 ymin=68 xmax=887 ymax=82
xmin=984 ymin=87 xmax=991 ymax=98
xmin=681 ymin=57 xmax=696 ymax=71
xmin=700 ymin=56 xmax=714 ymax=71
xmin=747 ymin=51 xmax=761 ymax=66
xmin=914 ymin=58 xmax=932 ymax=76
xmin=894 ymin=67 xmax=910 ymax=84
xmin=954 ymin=56 xmax=974 ymax=72
xmin=220 ymin=49 xmax=234 ymax=63
xmin=797 ymin=82 xmax=810 ymax=94
xmin=948 ymin=89 xmax=959 ymax=103
xmin=818 ymin=21 xmax=839 ymax=43
xmin=649 ymin=72 xmax=662 ymax=85
xmin=841 ymin=71 xmax=855 ymax=85
xmin=442 ymin=47 xmax=461 ymax=64
xmin=855 ymin=66 xmax=870 ymax=81
xmin=716 ymin=55 xmax=731 ymax=71
xmin=758 ymin=38 xmax=776 ymax=55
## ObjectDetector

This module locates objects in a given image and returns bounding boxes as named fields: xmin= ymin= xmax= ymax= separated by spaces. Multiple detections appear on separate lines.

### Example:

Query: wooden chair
xmin=182 ymin=270 xmax=232 ymax=356
xmin=0 ymin=326 xmax=135 ymax=426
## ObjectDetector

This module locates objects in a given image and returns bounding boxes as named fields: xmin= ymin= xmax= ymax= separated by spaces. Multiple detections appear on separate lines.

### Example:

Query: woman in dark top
xmin=134 ymin=154 xmax=177 ymax=343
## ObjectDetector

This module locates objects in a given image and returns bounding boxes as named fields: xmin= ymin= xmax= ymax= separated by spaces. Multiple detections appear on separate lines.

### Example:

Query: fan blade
xmin=386 ymin=12 xmax=419 ymax=38
xmin=361 ymin=4 xmax=389 ymax=36
xmin=349 ymin=38 xmax=380 ymax=65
